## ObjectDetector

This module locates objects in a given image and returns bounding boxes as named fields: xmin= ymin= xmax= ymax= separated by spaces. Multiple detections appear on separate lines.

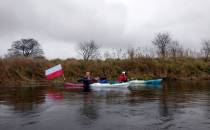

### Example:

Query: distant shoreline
xmin=1 ymin=57 xmax=210 ymax=86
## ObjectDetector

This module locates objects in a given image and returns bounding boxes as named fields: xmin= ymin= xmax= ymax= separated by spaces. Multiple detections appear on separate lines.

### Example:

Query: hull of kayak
xmin=64 ymin=82 xmax=130 ymax=90
xmin=90 ymin=82 xmax=129 ymax=90
xmin=129 ymin=79 xmax=162 ymax=85
xmin=64 ymin=83 xmax=83 ymax=89
xmin=128 ymin=84 xmax=162 ymax=90
xmin=64 ymin=79 xmax=163 ymax=90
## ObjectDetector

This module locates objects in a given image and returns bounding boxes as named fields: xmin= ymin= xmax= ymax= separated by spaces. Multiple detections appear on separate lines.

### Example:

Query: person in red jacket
xmin=118 ymin=71 xmax=128 ymax=82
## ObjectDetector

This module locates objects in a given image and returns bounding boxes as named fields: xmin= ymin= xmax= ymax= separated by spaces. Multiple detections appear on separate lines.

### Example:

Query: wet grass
xmin=0 ymin=57 xmax=210 ymax=86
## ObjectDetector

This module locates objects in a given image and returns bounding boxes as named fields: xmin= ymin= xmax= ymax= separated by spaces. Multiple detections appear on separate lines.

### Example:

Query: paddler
xmin=118 ymin=71 xmax=128 ymax=82
xmin=98 ymin=74 xmax=108 ymax=83
xmin=80 ymin=71 xmax=92 ymax=92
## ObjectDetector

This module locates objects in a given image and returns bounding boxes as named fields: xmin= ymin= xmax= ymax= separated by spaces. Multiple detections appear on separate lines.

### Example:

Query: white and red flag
xmin=45 ymin=64 xmax=64 ymax=80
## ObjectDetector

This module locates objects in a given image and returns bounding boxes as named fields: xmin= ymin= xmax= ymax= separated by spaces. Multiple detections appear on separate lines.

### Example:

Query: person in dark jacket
xmin=98 ymin=74 xmax=108 ymax=83
xmin=79 ymin=72 xmax=92 ymax=92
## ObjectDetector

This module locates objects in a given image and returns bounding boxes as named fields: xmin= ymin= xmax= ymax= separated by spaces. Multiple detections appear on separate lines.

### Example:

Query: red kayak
xmin=64 ymin=83 xmax=84 ymax=89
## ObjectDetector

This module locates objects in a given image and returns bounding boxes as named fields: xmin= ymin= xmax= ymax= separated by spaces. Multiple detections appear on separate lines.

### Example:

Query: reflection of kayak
xmin=47 ymin=91 xmax=64 ymax=100
xmin=64 ymin=79 xmax=162 ymax=90
xmin=64 ymin=83 xmax=83 ymax=89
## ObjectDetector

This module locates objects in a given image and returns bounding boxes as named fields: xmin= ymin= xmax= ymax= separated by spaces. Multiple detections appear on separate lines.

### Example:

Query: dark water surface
xmin=1 ymin=81 xmax=210 ymax=130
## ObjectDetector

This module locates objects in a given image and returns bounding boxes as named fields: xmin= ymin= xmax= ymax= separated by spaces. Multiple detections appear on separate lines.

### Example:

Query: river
xmin=0 ymin=81 xmax=210 ymax=130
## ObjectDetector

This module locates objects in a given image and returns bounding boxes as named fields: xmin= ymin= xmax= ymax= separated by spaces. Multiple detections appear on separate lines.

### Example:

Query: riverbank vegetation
xmin=1 ymin=56 xmax=210 ymax=85
xmin=1 ymin=32 xmax=210 ymax=85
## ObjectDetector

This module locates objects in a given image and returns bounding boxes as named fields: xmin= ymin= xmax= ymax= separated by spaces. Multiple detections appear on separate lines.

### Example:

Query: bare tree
xmin=135 ymin=47 xmax=143 ymax=58
xmin=78 ymin=40 xmax=100 ymax=61
xmin=127 ymin=47 xmax=135 ymax=59
xmin=103 ymin=51 xmax=111 ymax=59
xmin=134 ymin=47 xmax=155 ymax=58
xmin=201 ymin=40 xmax=210 ymax=61
xmin=116 ymin=49 xmax=123 ymax=59
xmin=152 ymin=32 xmax=172 ymax=59
xmin=168 ymin=41 xmax=183 ymax=59
xmin=7 ymin=38 xmax=44 ymax=58
xmin=111 ymin=48 xmax=127 ymax=59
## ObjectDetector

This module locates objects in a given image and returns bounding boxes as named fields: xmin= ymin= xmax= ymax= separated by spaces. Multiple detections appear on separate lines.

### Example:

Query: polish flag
xmin=45 ymin=64 xmax=64 ymax=80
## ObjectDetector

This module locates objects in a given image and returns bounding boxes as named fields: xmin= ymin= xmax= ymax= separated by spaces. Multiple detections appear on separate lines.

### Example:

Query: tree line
xmin=78 ymin=32 xmax=210 ymax=61
xmin=5 ymin=32 xmax=210 ymax=62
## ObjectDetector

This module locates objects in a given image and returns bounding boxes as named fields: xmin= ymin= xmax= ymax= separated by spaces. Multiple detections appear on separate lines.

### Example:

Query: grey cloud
xmin=0 ymin=0 xmax=210 ymax=58
xmin=1 ymin=0 xmax=127 ymax=44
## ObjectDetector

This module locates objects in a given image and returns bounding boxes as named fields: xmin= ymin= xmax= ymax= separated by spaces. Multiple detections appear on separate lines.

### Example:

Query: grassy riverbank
xmin=0 ymin=57 xmax=210 ymax=85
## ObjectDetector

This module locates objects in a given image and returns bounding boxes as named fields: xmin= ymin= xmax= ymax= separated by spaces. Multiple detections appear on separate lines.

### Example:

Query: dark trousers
xmin=84 ymin=85 xmax=90 ymax=92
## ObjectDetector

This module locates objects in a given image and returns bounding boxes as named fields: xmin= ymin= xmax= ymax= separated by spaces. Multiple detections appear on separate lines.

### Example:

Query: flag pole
xmin=62 ymin=73 xmax=66 ymax=81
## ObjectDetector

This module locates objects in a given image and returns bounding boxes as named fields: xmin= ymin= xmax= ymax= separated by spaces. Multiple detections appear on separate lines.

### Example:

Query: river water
xmin=0 ymin=81 xmax=210 ymax=130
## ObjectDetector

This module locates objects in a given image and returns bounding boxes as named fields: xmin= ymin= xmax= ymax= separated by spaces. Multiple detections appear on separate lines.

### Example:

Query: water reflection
xmin=0 ymin=87 xmax=46 ymax=112
xmin=1 ymin=81 xmax=210 ymax=130
xmin=47 ymin=88 xmax=64 ymax=101
xmin=78 ymin=93 xmax=99 ymax=126
xmin=158 ymin=81 xmax=210 ymax=129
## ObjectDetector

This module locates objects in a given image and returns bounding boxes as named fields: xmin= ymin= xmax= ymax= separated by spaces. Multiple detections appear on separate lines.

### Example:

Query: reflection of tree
xmin=128 ymin=89 xmax=161 ymax=105
xmin=158 ymin=81 xmax=210 ymax=124
xmin=159 ymin=84 xmax=170 ymax=117
xmin=206 ymin=99 xmax=210 ymax=120
xmin=105 ymin=91 xmax=129 ymax=105
xmin=0 ymin=87 xmax=46 ymax=112
xmin=79 ymin=93 xmax=99 ymax=126
xmin=205 ymin=84 xmax=210 ymax=119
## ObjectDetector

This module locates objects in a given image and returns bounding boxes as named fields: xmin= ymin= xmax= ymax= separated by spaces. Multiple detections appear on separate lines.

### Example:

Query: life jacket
xmin=118 ymin=74 xmax=128 ymax=82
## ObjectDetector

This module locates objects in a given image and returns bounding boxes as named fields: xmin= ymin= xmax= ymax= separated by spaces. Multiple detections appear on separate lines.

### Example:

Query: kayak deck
xmin=91 ymin=82 xmax=130 ymax=88
xmin=64 ymin=79 xmax=163 ymax=90
xmin=129 ymin=79 xmax=162 ymax=85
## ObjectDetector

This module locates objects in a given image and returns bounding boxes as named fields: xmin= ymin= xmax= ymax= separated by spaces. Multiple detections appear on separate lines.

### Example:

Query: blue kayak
xmin=90 ymin=79 xmax=163 ymax=90
xmin=129 ymin=79 xmax=163 ymax=85
xmin=64 ymin=79 xmax=163 ymax=91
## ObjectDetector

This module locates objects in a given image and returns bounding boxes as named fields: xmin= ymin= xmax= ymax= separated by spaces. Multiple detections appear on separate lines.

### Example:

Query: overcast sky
xmin=0 ymin=0 xmax=210 ymax=59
